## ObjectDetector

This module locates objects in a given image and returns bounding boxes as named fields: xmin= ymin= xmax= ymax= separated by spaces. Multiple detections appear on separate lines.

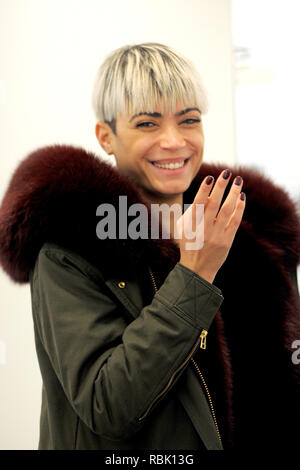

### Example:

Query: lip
xmin=150 ymin=156 xmax=190 ymax=164
xmin=149 ymin=156 xmax=191 ymax=174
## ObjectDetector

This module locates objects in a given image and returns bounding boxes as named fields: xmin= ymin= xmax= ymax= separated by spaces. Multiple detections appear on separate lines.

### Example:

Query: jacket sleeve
xmin=31 ymin=244 xmax=223 ymax=440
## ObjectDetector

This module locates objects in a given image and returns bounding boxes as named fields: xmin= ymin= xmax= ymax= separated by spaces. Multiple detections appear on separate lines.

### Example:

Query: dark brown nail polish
xmin=205 ymin=176 xmax=213 ymax=185
xmin=222 ymin=169 xmax=230 ymax=179
xmin=235 ymin=176 xmax=242 ymax=185
xmin=240 ymin=192 xmax=246 ymax=200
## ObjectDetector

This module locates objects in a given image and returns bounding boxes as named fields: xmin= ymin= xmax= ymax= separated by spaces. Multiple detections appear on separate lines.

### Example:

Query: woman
xmin=0 ymin=43 xmax=299 ymax=450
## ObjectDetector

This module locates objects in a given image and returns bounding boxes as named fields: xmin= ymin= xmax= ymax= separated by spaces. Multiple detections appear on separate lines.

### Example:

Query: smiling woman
xmin=93 ymin=44 xmax=207 ymax=207
xmin=0 ymin=42 xmax=299 ymax=451
xmin=95 ymin=102 xmax=205 ymax=206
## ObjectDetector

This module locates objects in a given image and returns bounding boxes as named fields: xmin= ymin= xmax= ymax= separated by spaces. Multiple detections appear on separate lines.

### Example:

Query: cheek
xmin=132 ymin=141 xmax=154 ymax=167
xmin=117 ymin=141 xmax=149 ymax=174
xmin=197 ymin=133 xmax=204 ymax=149
xmin=196 ymin=138 xmax=204 ymax=159
xmin=114 ymin=139 xmax=135 ymax=165
xmin=134 ymin=137 xmax=152 ymax=154
xmin=192 ymin=138 xmax=204 ymax=170
xmin=193 ymin=136 xmax=204 ymax=156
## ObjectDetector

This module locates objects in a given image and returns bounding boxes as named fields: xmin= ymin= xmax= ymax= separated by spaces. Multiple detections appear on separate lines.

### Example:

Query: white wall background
xmin=232 ymin=0 xmax=300 ymax=293
xmin=0 ymin=0 xmax=235 ymax=449
xmin=232 ymin=0 xmax=300 ymax=203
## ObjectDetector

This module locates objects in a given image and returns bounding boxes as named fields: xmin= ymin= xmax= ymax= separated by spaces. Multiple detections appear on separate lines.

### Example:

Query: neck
xmin=139 ymin=190 xmax=183 ymax=244
xmin=140 ymin=190 xmax=183 ymax=208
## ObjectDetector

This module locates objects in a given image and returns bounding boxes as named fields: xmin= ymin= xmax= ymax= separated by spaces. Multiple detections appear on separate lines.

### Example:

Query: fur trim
xmin=0 ymin=144 xmax=299 ymax=283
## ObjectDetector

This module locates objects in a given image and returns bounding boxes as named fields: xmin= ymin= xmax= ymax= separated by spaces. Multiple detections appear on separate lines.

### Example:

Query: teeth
xmin=153 ymin=160 xmax=185 ymax=169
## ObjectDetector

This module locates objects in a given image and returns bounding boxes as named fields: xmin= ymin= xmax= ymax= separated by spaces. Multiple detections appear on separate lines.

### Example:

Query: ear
xmin=95 ymin=121 xmax=114 ymax=155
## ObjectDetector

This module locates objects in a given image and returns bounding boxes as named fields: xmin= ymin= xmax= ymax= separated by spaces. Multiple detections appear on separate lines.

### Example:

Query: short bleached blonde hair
xmin=91 ymin=42 xmax=208 ymax=132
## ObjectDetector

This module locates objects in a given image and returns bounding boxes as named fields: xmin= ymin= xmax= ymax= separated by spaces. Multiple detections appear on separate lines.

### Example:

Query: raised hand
xmin=177 ymin=169 xmax=246 ymax=283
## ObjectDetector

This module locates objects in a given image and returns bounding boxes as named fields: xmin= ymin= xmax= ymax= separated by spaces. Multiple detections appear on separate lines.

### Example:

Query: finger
xmin=214 ymin=176 xmax=243 ymax=226
xmin=193 ymin=175 xmax=215 ymax=205
xmin=205 ymin=169 xmax=232 ymax=219
xmin=225 ymin=191 xmax=246 ymax=237
xmin=180 ymin=175 xmax=214 ymax=236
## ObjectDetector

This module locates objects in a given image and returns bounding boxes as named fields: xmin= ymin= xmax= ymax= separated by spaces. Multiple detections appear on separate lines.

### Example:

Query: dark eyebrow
xmin=129 ymin=107 xmax=201 ymax=122
xmin=129 ymin=111 xmax=162 ymax=122
xmin=176 ymin=107 xmax=201 ymax=116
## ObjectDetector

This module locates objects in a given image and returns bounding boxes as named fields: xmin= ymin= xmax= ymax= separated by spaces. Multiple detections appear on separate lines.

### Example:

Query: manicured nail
xmin=234 ymin=176 xmax=243 ymax=186
xmin=205 ymin=175 xmax=213 ymax=185
xmin=222 ymin=169 xmax=230 ymax=179
xmin=240 ymin=192 xmax=246 ymax=200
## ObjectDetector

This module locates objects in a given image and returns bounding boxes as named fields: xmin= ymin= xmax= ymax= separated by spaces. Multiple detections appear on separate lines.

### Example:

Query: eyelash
xmin=136 ymin=118 xmax=201 ymax=128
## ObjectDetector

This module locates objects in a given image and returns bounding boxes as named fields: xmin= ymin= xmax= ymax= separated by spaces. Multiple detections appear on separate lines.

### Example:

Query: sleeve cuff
xmin=155 ymin=262 xmax=224 ymax=331
xmin=177 ymin=263 xmax=223 ymax=297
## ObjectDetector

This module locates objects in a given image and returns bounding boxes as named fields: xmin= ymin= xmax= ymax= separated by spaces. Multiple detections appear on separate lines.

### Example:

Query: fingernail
xmin=240 ymin=192 xmax=246 ymax=200
xmin=235 ymin=176 xmax=243 ymax=186
xmin=205 ymin=176 xmax=213 ymax=185
xmin=222 ymin=169 xmax=230 ymax=179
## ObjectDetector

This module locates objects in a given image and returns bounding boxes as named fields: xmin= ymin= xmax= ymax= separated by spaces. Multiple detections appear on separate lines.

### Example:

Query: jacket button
xmin=118 ymin=281 xmax=126 ymax=288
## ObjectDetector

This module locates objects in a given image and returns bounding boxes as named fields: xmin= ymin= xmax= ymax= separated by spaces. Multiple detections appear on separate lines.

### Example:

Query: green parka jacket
xmin=0 ymin=144 xmax=300 ymax=450
xmin=30 ymin=243 xmax=223 ymax=450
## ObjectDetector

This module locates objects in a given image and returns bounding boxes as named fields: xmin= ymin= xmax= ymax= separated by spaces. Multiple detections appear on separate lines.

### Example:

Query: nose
xmin=159 ymin=125 xmax=186 ymax=150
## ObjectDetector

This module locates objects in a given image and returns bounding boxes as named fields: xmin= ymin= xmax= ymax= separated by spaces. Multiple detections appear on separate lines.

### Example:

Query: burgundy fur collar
xmin=0 ymin=144 xmax=299 ymax=284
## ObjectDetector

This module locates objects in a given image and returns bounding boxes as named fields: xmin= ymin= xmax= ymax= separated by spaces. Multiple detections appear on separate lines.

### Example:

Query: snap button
xmin=118 ymin=281 xmax=126 ymax=288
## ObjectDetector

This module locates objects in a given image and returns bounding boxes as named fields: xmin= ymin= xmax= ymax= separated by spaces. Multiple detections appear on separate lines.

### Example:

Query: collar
xmin=0 ymin=144 xmax=299 ymax=283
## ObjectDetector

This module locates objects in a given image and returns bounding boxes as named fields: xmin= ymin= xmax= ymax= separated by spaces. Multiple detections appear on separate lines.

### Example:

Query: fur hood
xmin=0 ymin=144 xmax=300 ymax=448
xmin=0 ymin=144 xmax=299 ymax=283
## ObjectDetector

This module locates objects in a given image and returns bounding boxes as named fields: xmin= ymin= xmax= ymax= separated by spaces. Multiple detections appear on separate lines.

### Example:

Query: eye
xmin=136 ymin=121 xmax=156 ymax=128
xmin=182 ymin=118 xmax=201 ymax=125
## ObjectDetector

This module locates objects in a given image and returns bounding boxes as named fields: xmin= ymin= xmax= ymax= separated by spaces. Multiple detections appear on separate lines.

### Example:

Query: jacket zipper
xmin=138 ymin=327 xmax=207 ymax=421
xmin=190 ymin=357 xmax=222 ymax=443
xmin=143 ymin=266 xmax=222 ymax=444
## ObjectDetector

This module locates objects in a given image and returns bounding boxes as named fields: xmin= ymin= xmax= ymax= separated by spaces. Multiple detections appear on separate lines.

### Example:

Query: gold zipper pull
xmin=200 ymin=329 xmax=208 ymax=350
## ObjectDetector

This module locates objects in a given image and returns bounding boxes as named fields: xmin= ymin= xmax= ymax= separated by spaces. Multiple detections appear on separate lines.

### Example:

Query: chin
xmin=160 ymin=181 xmax=191 ymax=195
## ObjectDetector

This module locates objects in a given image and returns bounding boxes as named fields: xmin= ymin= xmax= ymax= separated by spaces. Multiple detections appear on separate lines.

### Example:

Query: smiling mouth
xmin=151 ymin=157 xmax=190 ymax=170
